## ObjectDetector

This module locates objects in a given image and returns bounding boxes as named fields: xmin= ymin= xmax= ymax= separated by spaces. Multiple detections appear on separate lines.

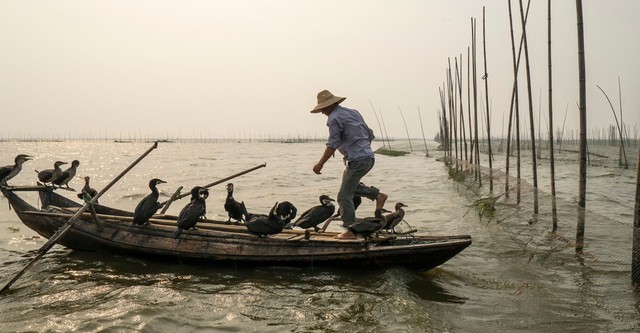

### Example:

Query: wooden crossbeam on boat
xmin=1 ymin=185 xmax=52 ymax=192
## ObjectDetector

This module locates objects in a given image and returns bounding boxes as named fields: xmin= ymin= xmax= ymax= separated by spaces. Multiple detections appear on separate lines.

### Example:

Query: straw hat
xmin=311 ymin=90 xmax=346 ymax=113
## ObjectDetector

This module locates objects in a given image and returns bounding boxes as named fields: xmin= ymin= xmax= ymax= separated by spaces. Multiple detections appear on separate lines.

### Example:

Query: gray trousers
xmin=338 ymin=157 xmax=380 ymax=227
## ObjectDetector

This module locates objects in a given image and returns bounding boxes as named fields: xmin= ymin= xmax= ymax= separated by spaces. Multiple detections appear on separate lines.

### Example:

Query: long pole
xmin=456 ymin=55 xmax=468 ymax=162
xmin=519 ymin=0 xmax=538 ymax=213
xmin=418 ymin=106 xmax=430 ymax=157
xmin=472 ymin=18 xmax=481 ymax=185
xmin=632 ymin=143 xmax=640 ymax=288
xmin=369 ymin=100 xmax=388 ymax=150
xmin=575 ymin=0 xmax=587 ymax=253
xmin=159 ymin=163 xmax=267 ymax=206
xmin=482 ymin=6 xmax=494 ymax=192
xmin=398 ymin=106 xmax=413 ymax=152
xmin=1 ymin=141 xmax=159 ymax=293
xmin=548 ymin=0 xmax=558 ymax=230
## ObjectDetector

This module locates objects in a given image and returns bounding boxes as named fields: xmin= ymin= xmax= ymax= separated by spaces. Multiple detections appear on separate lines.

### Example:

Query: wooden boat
xmin=1 ymin=186 xmax=471 ymax=271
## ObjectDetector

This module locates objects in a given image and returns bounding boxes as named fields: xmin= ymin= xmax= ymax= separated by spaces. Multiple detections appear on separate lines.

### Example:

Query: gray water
xmin=0 ymin=140 xmax=638 ymax=332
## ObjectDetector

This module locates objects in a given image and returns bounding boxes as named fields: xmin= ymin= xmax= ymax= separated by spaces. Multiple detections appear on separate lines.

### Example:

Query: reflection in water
xmin=408 ymin=270 xmax=467 ymax=304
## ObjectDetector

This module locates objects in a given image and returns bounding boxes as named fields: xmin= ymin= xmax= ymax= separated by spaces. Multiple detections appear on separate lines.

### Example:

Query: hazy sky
xmin=1 ymin=1 xmax=638 ymax=140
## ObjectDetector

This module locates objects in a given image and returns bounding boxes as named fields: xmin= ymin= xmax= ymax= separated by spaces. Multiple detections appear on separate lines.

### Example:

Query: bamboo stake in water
xmin=397 ymin=106 xmax=413 ymax=152
xmin=632 ymin=142 xmax=640 ymax=288
xmin=596 ymin=85 xmax=628 ymax=169
xmin=482 ymin=6 xmax=494 ymax=192
xmin=518 ymin=0 xmax=538 ymax=214
xmin=548 ymin=0 xmax=558 ymax=230
xmin=369 ymin=100 xmax=388 ymax=150
xmin=575 ymin=0 xmax=587 ymax=253
xmin=472 ymin=17 xmax=481 ymax=185
xmin=418 ymin=106 xmax=430 ymax=157
xmin=456 ymin=56 xmax=468 ymax=162
xmin=507 ymin=0 xmax=530 ymax=203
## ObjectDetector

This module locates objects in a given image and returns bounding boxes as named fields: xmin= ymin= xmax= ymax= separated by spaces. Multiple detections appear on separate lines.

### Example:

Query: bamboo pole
xmin=447 ymin=59 xmax=458 ymax=166
xmin=482 ymin=6 xmax=494 ymax=192
xmin=518 ymin=0 xmax=538 ymax=213
xmin=160 ymin=186 xmax=184 ymax=214
xmin=380 ymin=109 xmax=392 ymax=150
xmin=467 ymin=46 xmax=474 ymax=166
xmin=575 ymin=0 xmax=587 ymax=253
xmin=456 ymin=56 xmax=468 ymax=161
xmin=397 ymin=106 xmax=413 ymax=152
xmin=596 ymin=85 xmax=628 ymax=169
xmin=548 ymin=0 xmax=558 ymax=230
xmin=632 ymin=142 xmax=640 ymax=288
xmin=472 ymin=18 xmax=481 ymax=185
xmin=418 ymin=106 xmax=430 ymax=157
xmin=369 ymin=100 xmax=388 ymax=150
xmin=158 ymin=163 xmax=266 ymax=206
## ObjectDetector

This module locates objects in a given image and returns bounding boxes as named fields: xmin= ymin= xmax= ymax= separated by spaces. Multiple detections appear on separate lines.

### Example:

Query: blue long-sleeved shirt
xmin=325 ymin=105 xmax=375 ymax=162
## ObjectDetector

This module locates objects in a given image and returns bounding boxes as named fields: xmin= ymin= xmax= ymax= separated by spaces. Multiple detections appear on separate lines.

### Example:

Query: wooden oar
xmin=1 ymin=141 xmax=159 ymax=293
xmin=157 ymin=162 xmax=267 ymax=208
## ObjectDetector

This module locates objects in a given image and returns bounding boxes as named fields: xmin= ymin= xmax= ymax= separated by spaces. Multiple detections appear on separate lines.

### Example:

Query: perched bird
xmin=224 ymin=183 xmax=248 ymax=223
xmin=132 ymin=178 xmax=166 ymax=226
xmin=0 ymin=154 xmax=32 ymax=186
xmin=383 ymin=202 xmax=408 ymax=233
xmin=52 ymin=160 xmax=80 ymax=188
xmin=36 ymin=161 xmax=67 ymax=185
xmin=275 ymin=201 xmax=297 ymax=222
xmin=287 ymin=195 xmax=335 ymax=232
xmin=245 ymin=202 xmax=288 ymax=237
xmin=172 ymin=186 xmax=208 ymax=238
xmin=348 ymin=208 xmax=389 ymax=239
xmin=77 ymin=176 xmax=99 ymax=203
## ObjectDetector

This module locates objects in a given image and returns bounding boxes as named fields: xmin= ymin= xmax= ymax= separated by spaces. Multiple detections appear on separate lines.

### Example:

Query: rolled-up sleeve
xmin=326 ymin=117 xmax=342 ymax=149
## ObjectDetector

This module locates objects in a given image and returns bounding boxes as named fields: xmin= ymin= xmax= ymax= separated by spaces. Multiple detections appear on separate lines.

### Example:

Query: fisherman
xmin=311 ymin=89 xmax=387 ymax=239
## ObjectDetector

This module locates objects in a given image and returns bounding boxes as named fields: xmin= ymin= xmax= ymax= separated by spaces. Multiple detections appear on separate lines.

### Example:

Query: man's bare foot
xmin=375 ymin=192 xmax=388 ymax=210
xmin=334 ymin=230 xmax=357 ymax=239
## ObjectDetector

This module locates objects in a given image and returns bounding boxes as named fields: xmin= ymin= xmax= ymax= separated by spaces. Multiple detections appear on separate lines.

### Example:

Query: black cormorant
xmin=132 ymin=178 xmax=166 ymax=225
xmin=245 ymin=202 xmax=288 ymax=237
xmin=275 ymin=201 xmax=297 ymax=222
xmin=287 ymin=195 xmax=335 ymax=232
xmin=347 ymin=208 xmax=389 ymax=239
xmin=172 ymin=186 xmax=208 ymax=238
xmin=224 ymin=183 xmax=248 ymax=223
xmin=383 ymin=202 xmax=408 ymax=233
xmin=52 ymin=160 xmax=80 ymax=188
xmin=77 ymin=176 xmax=99 ymax=203
xmin=36 ymin=161 xmax=67 ymax=185
xmin=0 ymin=154 xmax=32 ymax=186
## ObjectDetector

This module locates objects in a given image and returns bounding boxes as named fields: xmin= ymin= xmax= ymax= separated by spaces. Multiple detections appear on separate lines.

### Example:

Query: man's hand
xmin=313 ymin=163 xmax=323 ymax=174
xmin=314 ymin=146 xmax=335 ymax=175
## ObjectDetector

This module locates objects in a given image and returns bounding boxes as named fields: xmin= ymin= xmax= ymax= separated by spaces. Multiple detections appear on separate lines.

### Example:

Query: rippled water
xmin=0 ymin=140 xmax=639 ymax=332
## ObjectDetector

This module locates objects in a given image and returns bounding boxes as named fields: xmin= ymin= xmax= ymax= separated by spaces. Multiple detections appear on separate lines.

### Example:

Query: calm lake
xmin=0 ymin=140 xmax=638 ymax=332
